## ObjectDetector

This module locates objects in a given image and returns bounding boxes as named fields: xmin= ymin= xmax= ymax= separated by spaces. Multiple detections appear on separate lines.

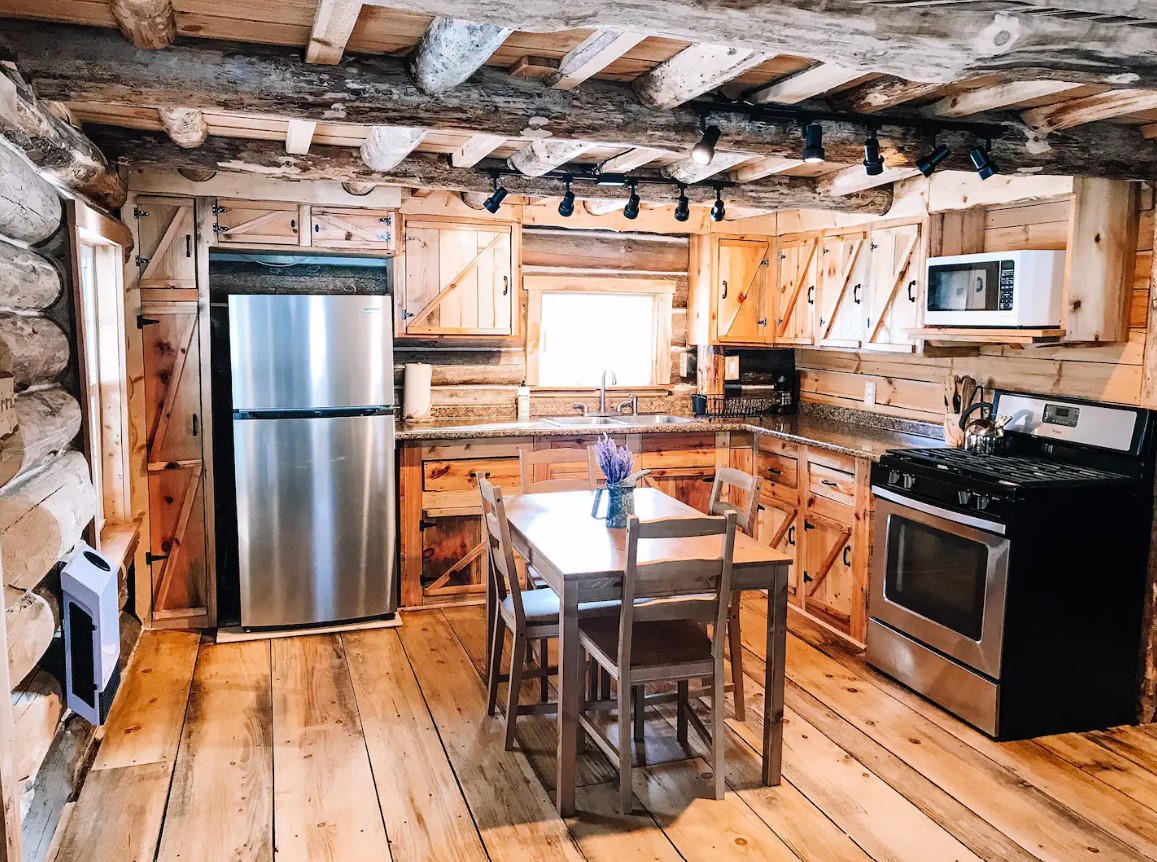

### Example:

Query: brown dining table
xmin=502 ymin=487 xmax=791 ymax=816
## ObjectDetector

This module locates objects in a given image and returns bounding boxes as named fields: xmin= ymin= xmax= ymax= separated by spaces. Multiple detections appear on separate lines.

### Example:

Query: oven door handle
xmin=871 ymin=486 xmax=1007 ymax=536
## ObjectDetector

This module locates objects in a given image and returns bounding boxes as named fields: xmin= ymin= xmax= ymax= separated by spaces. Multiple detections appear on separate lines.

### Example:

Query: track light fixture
xmin=802 ymin=122 xmax=825 ymax=164
xmin=558 ymin=177 xmax=575 ymax=217
xmin=916 ymin=143 xmax=951 ymax=177
xmin=969 ymin=142 xmax=998 ymax=180
xmin=862 ymin=133 xmax=884 ymax=176
xmin=623 ymin=181 xmax=641 ymax=220
xmin=482 ymin=175 xmax=508 ymax=213
xmin=710 ymin=187 xmax=726 ymax=223
xmin=691 ymin=117 xmax=721 ymax=166
xmin=674 ymin=185 xmax=690 ymax=223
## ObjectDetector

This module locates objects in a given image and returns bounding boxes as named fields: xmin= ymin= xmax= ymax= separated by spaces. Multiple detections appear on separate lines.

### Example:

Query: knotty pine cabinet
xmin=211 ymin=199 xmax=397 ymax=252
xmin=815 ymin=230 xmax=868 ymax=349
xmin=772 ymin=234 xmax=819 ymax=346
xmin=862 ymin=221 xmax=922 ymax=352
xmin=689 ymin=234 xmax=774 ymax=345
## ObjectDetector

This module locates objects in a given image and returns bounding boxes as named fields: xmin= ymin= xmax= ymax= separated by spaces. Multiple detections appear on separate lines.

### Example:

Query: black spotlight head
xmin=969 ymin=146 xmax=998 ymax=180
xmin=691 ymin=125 xmax=721 ymax=166
xmin=674 ymin=187 xmax=690 ymax=223
xmin=623 ymin=183 xmax=641 ymax=220
xmin=482 ymin=184 xmax=508 ymax=214
xmin=863 ymin=136 xmax=884 ymax=176
xmin=802 ymin=123 xmax=825 ymax=164
xmin=710 ymin=188 xmax=725 ymax=223
xmin=558 ymin=180 xmax=575 ymax=217
xmin=916 ymin=143 xmax=951 ymax=177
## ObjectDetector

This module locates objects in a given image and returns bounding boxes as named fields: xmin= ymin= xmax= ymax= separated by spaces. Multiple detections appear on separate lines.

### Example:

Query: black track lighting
xmin=691 ymin=120 xmax=721 ymax=166
xmin=802 ymin=123 xmax=825 ymax=164
xmin=482 ymin=176 xmax=508 ymax=213
xmin=710 ymin=187 xmax=726 ymax=223
xmin=623 ymin=181 xmax=641 ymax=220
xmin=863 ymin=134 xmax=884 ymax=176
xmin=674 ymin=185 xmax=690 ymax=223
xmin=969 ymin=144 xmax=998 ymax=180
xmin=558 ymin=177 xmax=575 ymax=217
xmin=916 ymin=143 xmax=951 ymax=177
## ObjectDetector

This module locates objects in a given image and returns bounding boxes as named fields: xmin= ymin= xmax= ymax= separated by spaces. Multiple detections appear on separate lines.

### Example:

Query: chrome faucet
xmin=615 ymin=396 xmax=638 ymax=415
xmin=598 ymin=368 xmax=617 ymax=415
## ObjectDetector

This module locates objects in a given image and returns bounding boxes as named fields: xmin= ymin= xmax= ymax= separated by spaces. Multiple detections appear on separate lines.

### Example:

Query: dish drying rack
xmin=694 ymin=395 xmax=781 ymax=419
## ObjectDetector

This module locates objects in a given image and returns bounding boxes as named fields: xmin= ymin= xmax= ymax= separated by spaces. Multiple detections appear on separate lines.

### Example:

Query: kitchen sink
xmin=622 ymin=414 xmax=697 ymax=425
xmin=541 ymin=415 xmax=628 ymax=427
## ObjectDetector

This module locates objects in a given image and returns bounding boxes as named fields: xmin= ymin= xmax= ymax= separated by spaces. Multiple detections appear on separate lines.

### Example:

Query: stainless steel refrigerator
xmin=229 ymin=294 xmax=396 ymax=628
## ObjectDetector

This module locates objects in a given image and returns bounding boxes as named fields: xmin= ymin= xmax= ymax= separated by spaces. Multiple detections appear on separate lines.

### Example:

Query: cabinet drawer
xmin=640 ymin=434 xmax=718 ymax=469
xmin=805 ymin=450 xmax=856 ymax=510
xmin=758 ymin=452 xmax=798 ymax=490
xmin=757 ymin=435 xmax=799 ymax=460
xmin=423 ymin=457 xmax=520 ymax=492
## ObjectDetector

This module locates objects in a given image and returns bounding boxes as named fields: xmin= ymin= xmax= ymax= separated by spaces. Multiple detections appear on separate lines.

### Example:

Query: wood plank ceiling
xmin=2 ymin=0 xmax=1156 ymax=211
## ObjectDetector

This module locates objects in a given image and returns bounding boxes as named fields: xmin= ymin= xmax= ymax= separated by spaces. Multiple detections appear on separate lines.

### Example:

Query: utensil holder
xmin=944 ymin=413 xmax=965 ymax=448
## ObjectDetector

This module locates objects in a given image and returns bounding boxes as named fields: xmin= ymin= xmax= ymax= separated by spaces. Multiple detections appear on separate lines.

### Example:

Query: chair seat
xmin=501 ymin=588 xmax=619 ymax=624
xmin=578 ymin=617 xmax=713 ymax=671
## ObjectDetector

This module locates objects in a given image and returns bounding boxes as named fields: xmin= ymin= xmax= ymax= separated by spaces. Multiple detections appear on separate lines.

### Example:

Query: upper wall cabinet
xmin=311 ymin=207 xmax=396 ymax=251
xmin=773 ymin=234 xmax=819 ymax=346
xmin=211 ymin=200 xmax=398 ymax=254
xmin=816 ymin=230 xmax=868 ymax=349
xmin=688 ymin=234 xmax=774 ymax=346
xmin=133 ymin=196 xmax=197 ymax=292
xmin=862 ymin=221 xmax=923 ymax=353
xmin=397 ymin=217 xmax=520 ymax=338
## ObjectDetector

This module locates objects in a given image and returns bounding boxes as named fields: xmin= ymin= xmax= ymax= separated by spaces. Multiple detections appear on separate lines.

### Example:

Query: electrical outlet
xmin=864 ymin=381 xmax=877 ymax=406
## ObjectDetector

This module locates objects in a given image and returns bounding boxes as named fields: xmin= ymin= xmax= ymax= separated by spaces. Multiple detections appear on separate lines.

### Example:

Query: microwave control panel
xmin=998 ymin=260 xmax=1015 ymax=311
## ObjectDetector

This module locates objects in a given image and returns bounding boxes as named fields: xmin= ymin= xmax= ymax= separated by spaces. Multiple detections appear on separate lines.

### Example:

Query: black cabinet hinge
xmin=135 ymin=255 xmax=151 ymax=267
xmin=133 ymin=207 xmax=150 ymax=219
xmin=136 ymin=313 xmax=160 ymax=329
xmin=145 ymin=551 xmax=169 ymax=565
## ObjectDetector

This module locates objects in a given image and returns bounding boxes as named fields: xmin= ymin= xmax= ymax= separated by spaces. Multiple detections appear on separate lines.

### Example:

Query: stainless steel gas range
xmin=868 ymin=390 xmax=1155 ymax=739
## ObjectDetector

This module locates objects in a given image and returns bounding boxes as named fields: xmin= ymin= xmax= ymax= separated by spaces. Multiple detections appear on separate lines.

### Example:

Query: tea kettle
xmin=958 ymin=401 xmax=1010 ymax=455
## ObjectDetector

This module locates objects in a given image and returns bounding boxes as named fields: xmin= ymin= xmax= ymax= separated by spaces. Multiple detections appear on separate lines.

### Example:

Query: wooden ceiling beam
xmin=360 ymin=126 xmax=426 ymax=170
xmin=927 ymin=81 xmax=1083 ymax=117
xmin=730 ymin=156 xmax=803 ymax=183
xmin=14 ymin=23 xmax=1157 ymax=181
xmin=285 ymin=119 xmax=317 ymax=155
xmin=545 ymin=29 xmax=646 ymax=91
xmin=599 ymin=147 xmax=671 ymax=172
xmin=662 ymin=151 xmax=754 ymax=183
xmin=157 ymin=107 xmax=208 ymax=148
xmin=816 ymin=165 xmax=922 ymax=197
xmin=632 ymin=44 xmax=772 ymax=110
xmin=365 ymin=0 xmax=1157 ymax=86
xmin=88 ymin=126 xmax=893 ymax=214
xmin=108 ymin=0 xmax=174 ymax=50
xmin=451 ymin=133 xmax=507 ymax=167
xmin=748 ymin=63 xmax=865 ymax=105
xmin=1144 ymin=123 xmax=1157 ymax=140
xmin=831 ymin=78 xmax=943 ymax=114
xmin=1022 ymin=89 xmax=1157 ymax=134
xmin=410 ymin=17 xmax=512 ymax=95
xmin=305 ymin=0 xmax=363 ymax=65
xmin=507 ymin=140 xmax=595 ymax=176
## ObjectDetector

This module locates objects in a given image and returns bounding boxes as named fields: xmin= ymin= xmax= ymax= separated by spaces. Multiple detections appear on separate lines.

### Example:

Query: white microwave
xmin=925 ymin=250 xmax=1066 ymax=328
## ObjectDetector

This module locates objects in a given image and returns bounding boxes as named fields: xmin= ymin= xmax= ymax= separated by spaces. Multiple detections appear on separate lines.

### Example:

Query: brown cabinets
xmin=690 ymin=234 xmax=773 ymax=344
xmin=862 ymin=221 xmax=922 ymax=352
xmin=639 ymin=433 xmax=720 ymax=512
xmin=773 ymin=234 xmax=819 ymax=346
xmin=815 ymin=230 xmax=868 ymax=349
xmin=754 ymin=437 xmax=873 ymax=642
xmin=211 ymin=200 xmax=397 ymax=252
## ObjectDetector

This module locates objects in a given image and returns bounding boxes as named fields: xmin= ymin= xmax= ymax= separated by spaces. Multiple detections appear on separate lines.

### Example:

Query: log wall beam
xmin=632 ymin=44 xmax=771 ymax=110
xmin=410 ymin=17 xmax=512 ymax=95
xmin=156 ymin=107 xmax=208 ymax=149
xmin=545 ymin=29 xmax=646 ymax=91
xmin=305 ymin=0 xmax=363 ymax=65
xmin=749 ymin=63 xmax=865 ymax=105
xmin=0 ymin=147 xmax=59 ymax=246
xmin=0 ymin=388 xmax=82 ymax=490
xmin=108 ymin=0 xmax=175 ymax=50
xmin=360 ymin=126 xmax=426 ymax=171
xmin=0 ymin=241 xmax=62 ymax=312
xmin=927 ymin=80 xmax=1083 ymax=118
xmin=19 ymin=24 xmax=1157 ymax=181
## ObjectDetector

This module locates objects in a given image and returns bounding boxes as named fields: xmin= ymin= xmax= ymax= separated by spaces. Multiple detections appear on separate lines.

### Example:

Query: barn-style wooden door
xmin=715 ymin=237 xmax=771 ymax=344
xmin=773 ymin=234 xmax=819 ymax=345
xmin=816 ymin=231 xmax=868 ymax=349
xmin=863 ymin=221 xmax=922 ymax=352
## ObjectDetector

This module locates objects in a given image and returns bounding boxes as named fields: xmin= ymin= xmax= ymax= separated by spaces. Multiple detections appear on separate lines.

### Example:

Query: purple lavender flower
xmin=594 ymin=434 xmax=634 ymax=486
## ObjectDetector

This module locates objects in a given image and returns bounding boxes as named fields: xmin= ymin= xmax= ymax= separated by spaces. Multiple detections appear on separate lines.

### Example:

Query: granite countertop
xmin=396 ymin=409 xmax=946 ymax=461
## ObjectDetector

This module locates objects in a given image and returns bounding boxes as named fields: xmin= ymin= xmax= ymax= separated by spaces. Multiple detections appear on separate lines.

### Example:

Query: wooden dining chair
xmin=708 ymin=467 xmax=761 ymax=722
xmin=518 ymin=446 xmax=597 ymax=494
xmin=577 ymin=511 xmax=739 ymax=812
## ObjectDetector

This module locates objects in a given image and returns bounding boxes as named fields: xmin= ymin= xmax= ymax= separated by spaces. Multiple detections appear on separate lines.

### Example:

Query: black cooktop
xmin=885 ymin=447 xmax=1134 ymax=489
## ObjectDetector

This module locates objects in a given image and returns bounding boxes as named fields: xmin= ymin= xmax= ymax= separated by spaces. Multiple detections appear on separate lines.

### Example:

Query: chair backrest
xmin=618 ymin=512 xmax=738 ymax=671
xmin=708 ymin=466 xmax=761 ymax=535
xmin=478 ymin=476 xmax=526 ymax=625
xmin=519 ymin=446 xmax=597 ymax=494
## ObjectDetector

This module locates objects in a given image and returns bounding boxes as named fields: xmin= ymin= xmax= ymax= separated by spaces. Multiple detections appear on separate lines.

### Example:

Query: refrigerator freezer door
xmin=235 ymin=413 xmax=396 ymax=627
xmin=229 ymin=294 xmax=393 ymax=411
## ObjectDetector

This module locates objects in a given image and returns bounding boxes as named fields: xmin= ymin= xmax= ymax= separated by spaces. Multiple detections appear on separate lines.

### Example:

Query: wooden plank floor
xmin=52 ymin=600 xmax=1157 ymax=862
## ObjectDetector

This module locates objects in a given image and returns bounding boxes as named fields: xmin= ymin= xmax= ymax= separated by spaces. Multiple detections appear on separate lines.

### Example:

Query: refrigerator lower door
xmin=234 ymin=413 xmax=396 ymax=628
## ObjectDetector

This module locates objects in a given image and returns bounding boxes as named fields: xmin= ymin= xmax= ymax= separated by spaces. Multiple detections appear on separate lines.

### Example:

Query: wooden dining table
xmin=503 ymin=487 xmax=791 ymax=816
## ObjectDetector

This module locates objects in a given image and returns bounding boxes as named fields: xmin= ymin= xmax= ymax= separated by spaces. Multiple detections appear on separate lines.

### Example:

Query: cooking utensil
xmin=959 ymin=401 xmax=1010 ymax=455
xmin=942 ymin=375 xmax=958 ymax=412
xmin=959 ymin=376 xmax=977 ymax=413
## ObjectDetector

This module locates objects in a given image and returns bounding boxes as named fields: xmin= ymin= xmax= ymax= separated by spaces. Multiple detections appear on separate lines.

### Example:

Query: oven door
xmin=870 ymin=489 xmax=1010 ymax=679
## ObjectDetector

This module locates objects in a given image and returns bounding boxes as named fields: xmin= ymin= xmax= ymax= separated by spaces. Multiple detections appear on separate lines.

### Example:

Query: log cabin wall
xmin=795 ymin=183 xmax=1156 ymax=421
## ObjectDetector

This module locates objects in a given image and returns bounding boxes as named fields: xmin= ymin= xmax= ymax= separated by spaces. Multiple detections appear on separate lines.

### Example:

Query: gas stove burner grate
xmin=892 ymin=448 xmax=1132 ymax=487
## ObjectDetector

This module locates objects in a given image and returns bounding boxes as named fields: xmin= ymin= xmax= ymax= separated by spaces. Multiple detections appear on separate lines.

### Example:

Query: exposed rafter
xmin=545 ymin=29 xmax=645 ymax=90
xmin=832 ymin=78 xmax=942 ymax=114
xmin=749 ymin=63 xmax=865 ymax=105
xmin=1022 ymin=89 xmax=1157 ymax=134
xmin=662 ymin=151 xmax=753 ymax=184
xmin=730 ymin=156 xmax=803 ymax=183
xmin=508 ymin=140 xmax=594 ymax=176
xmin=600 ymin=147 xmax=672 ymax=172
xmin=451 ymin=133 xmax=507 ymax=167
xmin=305 ymin=0 xmax=363 ymax=64
xmin=410 ymin=17 xmax=512 ymax=95
xmin=816 ymin=165 xmax=921 ymax=197
xmin=108 ymin=0 xmax=174 ymax=50
xmin=285 ymin=119 xmax=317 ymax=155
xmin=157 ymin=107 xmax=208 ymax=148
xmin=1144 ymin=123 xmax=1157 ymax=140
xmin=632 ymin=44 xmax=771 ymax=110
xmin=360 ymin=126 xmax=426 ymax=170
xmin=927 ymin=80 xmax=1083 ymax=118
xmin=89 ymin=126 xmax=894 ymax=214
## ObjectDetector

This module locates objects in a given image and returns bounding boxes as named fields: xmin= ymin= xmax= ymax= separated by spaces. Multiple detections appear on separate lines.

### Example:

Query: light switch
xmin=724 ymin=356 xmax=740 ymax=380
xmin=864 ymin=381 xmax=877 ymax=406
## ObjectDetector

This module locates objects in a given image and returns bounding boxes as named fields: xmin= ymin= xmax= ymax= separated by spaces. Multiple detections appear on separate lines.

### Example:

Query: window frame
xmin=524 ymin=275 xmax=674 ymax=389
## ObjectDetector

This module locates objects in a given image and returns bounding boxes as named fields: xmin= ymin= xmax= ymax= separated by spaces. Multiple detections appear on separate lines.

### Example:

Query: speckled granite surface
xmin=397 ymin=407 xmax=945 ymax=461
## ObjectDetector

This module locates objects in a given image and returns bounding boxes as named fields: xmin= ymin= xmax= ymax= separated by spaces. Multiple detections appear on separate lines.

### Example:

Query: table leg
xmin=556 ymin=583 xmax=581 ymax=816
xmin=762 ymin=573 xmax=788 ymax=785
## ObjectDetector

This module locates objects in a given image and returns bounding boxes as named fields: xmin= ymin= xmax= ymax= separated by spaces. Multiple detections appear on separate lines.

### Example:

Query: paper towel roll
xmin=403 ymin=363 xmax=433 ymax=420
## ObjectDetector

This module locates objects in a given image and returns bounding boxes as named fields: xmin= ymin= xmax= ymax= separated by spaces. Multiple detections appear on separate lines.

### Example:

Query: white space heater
xmin=62 ymin=543 xmax=122 ymax=725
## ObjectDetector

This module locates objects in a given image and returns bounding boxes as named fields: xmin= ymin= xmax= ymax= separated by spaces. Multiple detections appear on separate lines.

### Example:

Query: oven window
xmin=885 ymin=517 xmax=989 ymax=640
xmin=927 ymin=262 xmax=1001 ymax=312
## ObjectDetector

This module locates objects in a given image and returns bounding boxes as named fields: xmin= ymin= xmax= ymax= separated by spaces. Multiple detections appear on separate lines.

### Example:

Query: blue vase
xmin=591 ymin=482 xmax=635 ymax=528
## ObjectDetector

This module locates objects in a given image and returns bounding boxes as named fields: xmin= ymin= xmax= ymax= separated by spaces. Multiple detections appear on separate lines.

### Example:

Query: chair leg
xmin=504 ymin=631 xmax=527 ymax=751
xmin=485 ymin=613 xmax=505 ymax=717
xmin=632 ymin=685 xmax=646 ymax=742
xmin=711 ymin=671 xmax=726 ymax=800
xmin=539 ymin=638 xmax=550 ymax=703
xmin=676 ymin=680 xmax=689 ymax=744
xmin=618 ymin=673 xmax=633 ymax=814
xmin=729 ymin=596 xmax=746 ymax=722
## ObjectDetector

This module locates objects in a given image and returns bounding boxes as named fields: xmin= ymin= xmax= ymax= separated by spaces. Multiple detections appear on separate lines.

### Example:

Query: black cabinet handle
xmin=843 ymin=545 xmax=851 ymax=567
xmin=290 ymin=218 xmax=296 ymax=230
xmin=503 ymin=276 xmax=509 ymax=296
xmin=185 ymin=235 xmax=192 ymax=258
xmin=721 ymin=280 xmax=728 ymax=299
xmin=191 ymin=414 xmax=199 ymax=437
xmin=821 ymin=479 xmax=838 ymax=487
xmin=315 ymin=222 xmax=321 ymax=233
xmin=853 ymin=283 xmax=862 ymax=304
xmin=907 ymin=279 xmax=917 ymax=302
xmin=765 ymin=467 xmax=782 ymax=476
xmin=787 ymin=525 xmax=795 ymax=545
xmin=807 ymin=285 xmax=815 ymax=305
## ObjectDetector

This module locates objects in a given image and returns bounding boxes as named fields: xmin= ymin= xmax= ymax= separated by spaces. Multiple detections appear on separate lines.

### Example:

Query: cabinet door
xmin=800 ymin=515 xmax=855 ymax=634
xmin=864 ymin=222 xmax=922 ymax=352
xmin=715 ymin=237 xmax=771 ymax=344
xmin=816 ymin=231 xmax=868 ymax=348
xmin=133 ymin=197 xmax=196 ymax=293
xmin=401 ymin=221 xmax=516 ymax=336
xmin=141 ymin=301 xmax=209 ymax=621
xmin=773 ymin=235 xmax=819 ymax=345
xmin=213 ymin=200 xmax=306 ymax=247
xmin=312 ymin=207 xmax=396 ymax=252
xmin=756 ymin=494 xmax=800 ymax=603
xmin=646 ymin=469 xmax=716 ymax=513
